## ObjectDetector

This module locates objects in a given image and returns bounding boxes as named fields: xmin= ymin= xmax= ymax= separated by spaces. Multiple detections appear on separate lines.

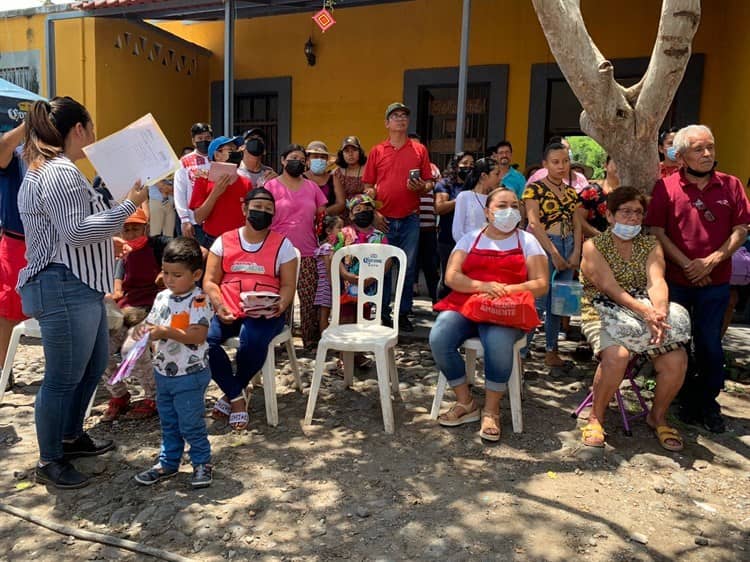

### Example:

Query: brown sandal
xmin=437 ymin=399 xmax=480 ymax=427
xmin=479 ymin=410 xmax=502 ymax=442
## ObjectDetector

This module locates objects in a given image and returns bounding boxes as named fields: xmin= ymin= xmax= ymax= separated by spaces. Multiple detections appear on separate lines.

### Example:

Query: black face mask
xmin=352 ymin=209 xmax=374 ymax=228
xmin=247 ymin=209 xmax=274 ymax=231
xmin=685 ymin=164 xmax=715 ymax=178
xmin=245 ymin=139 xmax=265 ymax=157
xmin=457 ymin=166 xmax=472 ymax=181
xmin=195 ymin=140 xmax=210 ymax=155
xmin=226 ymin=151 xmax=243 ymax=165
xmin=284 ymin=159 xmax=305 ymax=178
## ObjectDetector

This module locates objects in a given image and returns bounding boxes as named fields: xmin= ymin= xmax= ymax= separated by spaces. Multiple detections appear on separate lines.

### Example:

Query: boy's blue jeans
xmin=154 ymin=368 xmax=211 ymax=469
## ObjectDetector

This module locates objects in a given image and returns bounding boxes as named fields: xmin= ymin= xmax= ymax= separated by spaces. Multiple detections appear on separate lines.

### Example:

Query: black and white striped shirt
xmin=17 ymin=156 xmax=136 ymax=294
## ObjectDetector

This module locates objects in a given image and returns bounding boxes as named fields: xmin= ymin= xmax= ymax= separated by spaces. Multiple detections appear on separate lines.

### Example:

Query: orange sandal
xmin=123 ymin=398 xmax=157 ymax=420
xmin=581 ymin=422 xmax=606 ymax=447
xmin=102 ymin=392 xmax=130 ymax=422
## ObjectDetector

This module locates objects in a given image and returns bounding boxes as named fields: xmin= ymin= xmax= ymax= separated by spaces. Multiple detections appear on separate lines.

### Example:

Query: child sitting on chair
xmin=102 ymin=208 xmax=171 ymax=421
xmin=134 ymin=237 xmax=214 ymax=488
xmin=340 ymin=194 xmax=389 ymax=311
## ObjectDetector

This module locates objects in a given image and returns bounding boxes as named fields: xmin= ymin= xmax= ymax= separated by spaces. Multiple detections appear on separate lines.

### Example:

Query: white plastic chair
xmin=224 ymin=247 xmax=302 ymax=427
xmin=429 ymin=335 xmax=525 ymax=433
xmin=304 ymin=243 xmax=407 ymax=434
xmin=0 ymin=318 xmax=97 ymax=418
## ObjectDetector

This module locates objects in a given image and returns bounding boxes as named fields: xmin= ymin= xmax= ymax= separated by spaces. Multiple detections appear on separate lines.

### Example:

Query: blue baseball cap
xmin=207 ymin=135 xmax=243 ymax=160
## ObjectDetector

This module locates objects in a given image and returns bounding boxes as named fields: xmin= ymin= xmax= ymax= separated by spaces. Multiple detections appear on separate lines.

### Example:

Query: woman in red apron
xmin=430 ymin=188 xmax=549 ymax=441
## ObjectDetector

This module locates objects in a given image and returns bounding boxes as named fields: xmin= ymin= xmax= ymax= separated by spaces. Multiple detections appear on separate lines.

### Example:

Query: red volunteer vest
xmin=220 ymin=229 xmax=285 ymax=318
xmin=434 ymin=229 xmax=528 ymax=312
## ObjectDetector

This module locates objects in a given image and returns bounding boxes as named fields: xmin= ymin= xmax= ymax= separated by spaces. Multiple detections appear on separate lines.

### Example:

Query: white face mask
xmin=612 ymin=222 xmax=641 ymax=240
xmin=492 ymin=208 xmax=521 ymax=233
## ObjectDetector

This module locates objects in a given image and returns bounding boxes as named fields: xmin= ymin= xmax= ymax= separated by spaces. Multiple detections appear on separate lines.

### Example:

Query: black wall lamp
xmin=304 ymin=37 xmax=316 ymax=66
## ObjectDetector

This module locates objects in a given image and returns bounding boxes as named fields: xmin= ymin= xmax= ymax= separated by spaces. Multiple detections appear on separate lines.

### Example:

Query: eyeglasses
xmin=388 ymin=112 xmax=409 ymax=120
xmin=692 ymin=198 xmax=716 ymax=222
xmin=615 ymin=208 xmax=644 ymax=218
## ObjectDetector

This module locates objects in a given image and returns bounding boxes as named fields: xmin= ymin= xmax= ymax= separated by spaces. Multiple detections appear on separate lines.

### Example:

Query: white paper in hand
xmin=83 ymin=114 xmax=179 ymax=201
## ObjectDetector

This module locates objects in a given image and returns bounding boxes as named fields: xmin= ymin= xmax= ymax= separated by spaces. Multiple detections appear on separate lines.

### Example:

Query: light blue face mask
xmin=612 ymin=222 xmax=641 ymax=240
xmin=310 ymin=158 xmax=327 ymax=174
xmin=666 ymin=146 xmax=678 ymax=161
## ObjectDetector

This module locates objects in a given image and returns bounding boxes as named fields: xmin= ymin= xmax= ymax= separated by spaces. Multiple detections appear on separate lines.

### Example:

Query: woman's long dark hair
xmin=442 ymin=151 xmax=474 ymax=184
xmin=463 ymin=157 xmax=498 ymax=192
xmin=24 ymin=96 xmax=91 ymax=167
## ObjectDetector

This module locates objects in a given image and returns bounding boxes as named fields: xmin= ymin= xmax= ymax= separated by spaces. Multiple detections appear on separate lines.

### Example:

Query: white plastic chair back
xmin=329 ymin=243 xmax=406 ymax=330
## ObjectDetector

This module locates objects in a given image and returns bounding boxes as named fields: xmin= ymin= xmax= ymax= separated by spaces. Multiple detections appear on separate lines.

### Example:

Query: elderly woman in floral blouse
xmin=579 ymin=187 xmax=690 ymax=451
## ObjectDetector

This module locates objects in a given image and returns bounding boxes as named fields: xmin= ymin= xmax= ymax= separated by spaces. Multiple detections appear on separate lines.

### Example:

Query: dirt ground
xmin=0 ymin=324 xmax=748 ymax=562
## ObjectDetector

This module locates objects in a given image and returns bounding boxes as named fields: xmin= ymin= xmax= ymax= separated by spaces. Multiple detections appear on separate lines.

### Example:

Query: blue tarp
xmin=0 ymin=78 xmax=46 ymax=133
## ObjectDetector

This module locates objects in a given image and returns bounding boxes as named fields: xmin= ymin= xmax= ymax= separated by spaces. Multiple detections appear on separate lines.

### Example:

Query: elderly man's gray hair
xmin=673 ymin=125 xmax=714 ymax=155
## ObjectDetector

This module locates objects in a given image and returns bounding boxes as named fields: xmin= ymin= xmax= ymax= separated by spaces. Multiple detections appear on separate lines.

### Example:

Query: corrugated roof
xmin=69 ymin=0 xmax=408 ymax=21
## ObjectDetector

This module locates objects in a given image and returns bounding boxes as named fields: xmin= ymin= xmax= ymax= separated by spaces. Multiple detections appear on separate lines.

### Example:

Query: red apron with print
xmin=434 ymin=229 xmax=540 ymax=331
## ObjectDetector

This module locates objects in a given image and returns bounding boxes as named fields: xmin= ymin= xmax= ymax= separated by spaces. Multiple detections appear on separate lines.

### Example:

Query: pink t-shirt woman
xmin=265 ymin=177 xmax=327 ymax=258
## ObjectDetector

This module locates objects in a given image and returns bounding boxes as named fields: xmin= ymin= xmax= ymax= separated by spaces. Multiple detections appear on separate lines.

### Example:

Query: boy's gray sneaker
xmin=134 ymin=463 xmax=178 ymax=486
xmin=191 ymin=464 xmax=212 ymax=489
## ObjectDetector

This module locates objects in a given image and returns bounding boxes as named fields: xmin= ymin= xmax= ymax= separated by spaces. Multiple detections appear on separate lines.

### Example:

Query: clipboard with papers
xmin=82 ymin=113 xmax=179 ymax=201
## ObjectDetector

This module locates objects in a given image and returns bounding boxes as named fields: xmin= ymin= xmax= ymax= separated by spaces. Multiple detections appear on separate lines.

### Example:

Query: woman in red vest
xmin=430 ymin=188 xmax=549 ymax=441
xmin=203 ymin=188 xmax=298 ymax=430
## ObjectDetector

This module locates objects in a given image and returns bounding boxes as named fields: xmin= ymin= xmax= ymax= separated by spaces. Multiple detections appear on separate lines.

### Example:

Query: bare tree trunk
xmin=531 ymin=0 xmax=701 ymax=192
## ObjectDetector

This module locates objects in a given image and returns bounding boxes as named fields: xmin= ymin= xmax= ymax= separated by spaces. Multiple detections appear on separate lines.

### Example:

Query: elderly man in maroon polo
xmin=644 ymin=124 xmax=750 ymax=433
xmin=362 ymin=102 xmax=434 ymax=332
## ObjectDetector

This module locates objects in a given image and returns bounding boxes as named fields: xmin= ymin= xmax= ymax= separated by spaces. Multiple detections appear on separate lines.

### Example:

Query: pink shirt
xmin=527 ymin=168 xmax=589 ymax=193
xmin=265 ymin=177 xmax=327 ymax=257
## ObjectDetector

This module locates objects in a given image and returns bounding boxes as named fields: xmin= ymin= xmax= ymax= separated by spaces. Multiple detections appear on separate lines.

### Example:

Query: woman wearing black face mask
xmin=203 ymin=188 xmax=298 ymax=430
xmin=189 ymin=136 xmax=252 ymax=248
xmin=434 ymin=151 xmax=475 ymax=299
xmin=238 ymin=131 xmax=276 ymax=188
xmin=264 ymin=144 xmax=328 ymax=348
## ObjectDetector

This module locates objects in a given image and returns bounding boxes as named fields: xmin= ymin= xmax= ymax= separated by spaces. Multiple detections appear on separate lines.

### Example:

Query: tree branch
xmin=531 ymin=0 xmax=628 ymax=120
xmin=634 ymin=0 xmax=701 ymax=133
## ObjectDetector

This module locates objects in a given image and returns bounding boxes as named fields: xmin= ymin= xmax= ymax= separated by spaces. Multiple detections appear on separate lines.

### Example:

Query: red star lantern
xmin=312 ymin=8 xmax=336 ymax=33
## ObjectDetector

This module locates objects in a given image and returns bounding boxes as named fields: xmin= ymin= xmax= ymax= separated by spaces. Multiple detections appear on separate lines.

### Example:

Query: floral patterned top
xmin=522 ymin=180 xmax=580 ymax=235
xmin=579 ymin=182 xmax=610 ymax=233
xmin=580 ymin=229 xmax=657 ymax=324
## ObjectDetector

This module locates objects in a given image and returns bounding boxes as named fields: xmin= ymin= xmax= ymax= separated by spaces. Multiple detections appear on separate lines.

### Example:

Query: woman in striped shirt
xmin=18 ymin=97 xmax=148 ymax=489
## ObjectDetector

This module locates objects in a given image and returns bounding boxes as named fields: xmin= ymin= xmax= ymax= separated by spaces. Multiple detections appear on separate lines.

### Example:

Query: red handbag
xmin=459 ymin=290 xmax=540 ymax=332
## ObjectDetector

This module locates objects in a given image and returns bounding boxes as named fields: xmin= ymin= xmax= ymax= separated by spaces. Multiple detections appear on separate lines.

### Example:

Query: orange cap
xmin=124 ymin=208 xmax=148 ymax=225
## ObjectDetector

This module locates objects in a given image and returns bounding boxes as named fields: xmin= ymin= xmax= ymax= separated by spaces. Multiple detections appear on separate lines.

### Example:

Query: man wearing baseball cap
xmin=239 ymin=128 xmax=276 ymax=188
xmin=362 ymin=102 xmax=434 ymax=331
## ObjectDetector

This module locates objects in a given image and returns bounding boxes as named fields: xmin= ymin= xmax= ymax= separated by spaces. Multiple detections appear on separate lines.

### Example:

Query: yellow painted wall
xmin=90 ymin=18 xmax=211 ymax=151
xmin=0 ymin=12 xmax=48 ymax=95
xmin=157 ymin=0 xmax=748 ymax=177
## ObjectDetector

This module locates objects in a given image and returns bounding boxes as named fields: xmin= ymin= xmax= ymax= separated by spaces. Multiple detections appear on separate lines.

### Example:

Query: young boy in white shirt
xmin=134 ymin=237 xmax=214 ymax=488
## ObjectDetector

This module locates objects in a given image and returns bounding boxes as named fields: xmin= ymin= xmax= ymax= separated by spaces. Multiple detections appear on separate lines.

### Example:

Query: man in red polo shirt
xmin=362 ymin=102 xmax=434 ymax=331
xmin=645 ymin=124 xmax=750 ymax=433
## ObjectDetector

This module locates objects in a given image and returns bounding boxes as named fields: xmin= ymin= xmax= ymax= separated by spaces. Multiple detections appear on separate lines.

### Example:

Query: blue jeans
xmin=531 ymin=234 xmax=575 ymax=351
xmin=429 ymin=310 xmax=523 ymax=392
xmin=207 ymin=315 xmax=285 ymax=400
xmin=383 ymin=213 xmax=420 ymax=319
xmin=19 ymin=264 xmax=109 ymax=462
xmin=669 ymin=282 xmax=730 ymax=414
xmin=154 ymin=369 xmax=211 ymax=469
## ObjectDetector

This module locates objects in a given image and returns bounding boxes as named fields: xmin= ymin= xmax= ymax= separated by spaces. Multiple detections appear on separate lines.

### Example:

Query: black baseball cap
xmin=243 ymin=128 xmax=266 ymax=141
xmin=190 ymin=122 xmax=212 ymax=136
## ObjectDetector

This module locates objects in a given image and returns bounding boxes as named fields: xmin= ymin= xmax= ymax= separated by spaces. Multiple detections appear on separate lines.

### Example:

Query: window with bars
xmin=416 ymin=83 xmax=490 ymax=172
xmin=0 ymin=66 xmax=39 ymax=94
xmin=234 ymin=93 xmax=279 ymax=171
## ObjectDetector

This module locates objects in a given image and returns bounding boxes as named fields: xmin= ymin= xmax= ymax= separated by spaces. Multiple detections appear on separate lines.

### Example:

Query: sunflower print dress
xmin=522 ymin=180 xmax=580 ymax=236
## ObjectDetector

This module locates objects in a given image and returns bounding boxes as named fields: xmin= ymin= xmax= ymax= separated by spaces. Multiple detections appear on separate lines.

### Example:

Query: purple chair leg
xmin=614 ymin=390 xmax=632 ymax=436
xmin=572 ymin=390 xmax=594 ymax=418
xmin=627 ymin=376 xmax=650 ymax=420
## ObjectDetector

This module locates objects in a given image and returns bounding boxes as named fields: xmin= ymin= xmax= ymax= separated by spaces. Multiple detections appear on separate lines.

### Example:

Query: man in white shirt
xmin=174 ymin=123 xmax=212 ymax=240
